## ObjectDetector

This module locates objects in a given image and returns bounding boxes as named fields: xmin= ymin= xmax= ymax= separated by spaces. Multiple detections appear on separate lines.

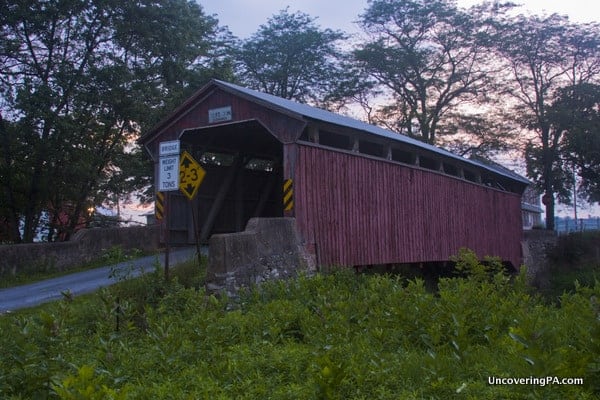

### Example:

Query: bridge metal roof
xmin=213 ymin=80 xmax=530 ymax=185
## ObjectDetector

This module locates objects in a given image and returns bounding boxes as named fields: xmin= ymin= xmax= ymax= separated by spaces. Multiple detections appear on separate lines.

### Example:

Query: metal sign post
xmin=158 ymin=140 xmax=180 ymax=281
xmin=179 ymin=150 xmax=206 ymax=266
xmin=164 ymin=193 xmax=170 ymax=280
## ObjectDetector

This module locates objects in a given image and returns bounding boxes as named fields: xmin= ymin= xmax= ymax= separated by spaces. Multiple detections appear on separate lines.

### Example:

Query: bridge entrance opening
xmin=167 ymin=120 xmax=284 ymax=244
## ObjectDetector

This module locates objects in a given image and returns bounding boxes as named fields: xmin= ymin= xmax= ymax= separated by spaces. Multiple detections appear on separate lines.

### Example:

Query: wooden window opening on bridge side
xmin=299 ymin=125 xmax=516 ymax=194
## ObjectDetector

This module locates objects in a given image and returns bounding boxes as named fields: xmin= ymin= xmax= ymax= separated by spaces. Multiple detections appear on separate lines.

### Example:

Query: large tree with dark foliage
xmin=0 ymin=0 xmax=232 ymax=242
xmin=234 ymin=8 xmax=346 ymax=104
xmin=496 ymin=13 xmax=600 ymax=229
xmin=548 ymin=83 xmax=600 ymax=204
xmin=353 ymin=0 xmax=504 ymax=145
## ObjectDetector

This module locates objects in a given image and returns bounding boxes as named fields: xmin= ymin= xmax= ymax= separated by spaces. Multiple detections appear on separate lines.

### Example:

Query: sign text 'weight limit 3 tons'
xmin=158 ymin=140 xmax=180 ymax=191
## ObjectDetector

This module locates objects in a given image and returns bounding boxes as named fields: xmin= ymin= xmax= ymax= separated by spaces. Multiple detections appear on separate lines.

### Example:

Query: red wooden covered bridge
xmin=139 ymin=80 xmax=529 ymax=268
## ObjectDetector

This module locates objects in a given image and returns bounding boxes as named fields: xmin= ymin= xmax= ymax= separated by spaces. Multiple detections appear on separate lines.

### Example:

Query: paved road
xmin=0 ymin=246 xmax=200 ymax=314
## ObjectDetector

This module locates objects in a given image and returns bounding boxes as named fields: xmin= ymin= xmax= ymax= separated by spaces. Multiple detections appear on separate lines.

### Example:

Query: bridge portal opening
xmin=168 ymin=120 xmax=283 ymax=244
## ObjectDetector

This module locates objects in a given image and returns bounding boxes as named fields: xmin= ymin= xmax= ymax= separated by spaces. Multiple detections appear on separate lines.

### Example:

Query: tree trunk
xmin=542 ymin=135 xmax=555 ymax=231
xmin=544 ymin=191 xmax=555 ymax=231
xmin=0 ymin=113 xmax=23 ymax=243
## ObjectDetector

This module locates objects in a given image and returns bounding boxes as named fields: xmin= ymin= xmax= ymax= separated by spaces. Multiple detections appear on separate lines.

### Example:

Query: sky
xmin=202 ymin=0 xmax=600 ymax=39
xmin=200 ymin=0 xmax=600 ymax=219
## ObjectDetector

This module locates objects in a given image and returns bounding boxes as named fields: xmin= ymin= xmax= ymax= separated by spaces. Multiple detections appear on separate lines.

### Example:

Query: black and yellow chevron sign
xmin=179 ymin=150 xmax=206 ymax=200
xmin=155 ymin=191 xmax=165 ymax=220
xmin=283 ymin=178 xmax=293 ymax=211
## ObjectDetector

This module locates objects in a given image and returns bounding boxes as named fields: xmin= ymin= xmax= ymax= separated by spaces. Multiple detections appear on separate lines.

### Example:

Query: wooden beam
xmin=308 ymin=125 xmax=319 ymax=143
xmin=234 ymin=165 xmax=244 ymax=232
xmin=352 ymin=136 xmax=359 ymax=152
xmin=385 ymin=144 xmax=392 ymax=160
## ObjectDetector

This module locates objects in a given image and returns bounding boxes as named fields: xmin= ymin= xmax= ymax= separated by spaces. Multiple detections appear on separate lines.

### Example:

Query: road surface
xmin=0 ymin=246 xmax=200 ymax=314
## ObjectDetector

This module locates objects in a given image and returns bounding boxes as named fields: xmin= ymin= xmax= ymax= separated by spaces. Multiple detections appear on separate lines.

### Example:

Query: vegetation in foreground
xmin=0 ymin=251 xmax=599 ymax=399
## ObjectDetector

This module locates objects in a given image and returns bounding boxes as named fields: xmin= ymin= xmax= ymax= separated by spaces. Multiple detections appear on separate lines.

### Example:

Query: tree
xmin=235 ymin=8 xmax=346 ymax=103
xmin=353 ymin=0 xmax=503 ymax=145
xmin=0 ymin=0 xmax=231 ymax=242
xmin=549 ymin=83 xmax=600 ymax=204
xmin=0 ymin=113 xmax=26 ymax=242
xmin=496 ymin=14 xmax=600 ymax=229
xmin=95 ymin=146 xmax=154 ymax=223
xmin=441 ymin=110 xmax=520 ymax=157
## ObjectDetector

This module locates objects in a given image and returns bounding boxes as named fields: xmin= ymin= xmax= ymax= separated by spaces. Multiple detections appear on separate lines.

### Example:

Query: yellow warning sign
xmin=283 ymin=178 xmax=293 ymax=211
xmin=179 ymin=150 xmax=206 ymax=200
xmin=155 ymin=191 xmax=165 ymax=220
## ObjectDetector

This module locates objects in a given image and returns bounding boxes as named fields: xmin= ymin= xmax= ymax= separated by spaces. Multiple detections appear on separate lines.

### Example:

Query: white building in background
xmin=521 ymin=186 xmax=543 ymax=230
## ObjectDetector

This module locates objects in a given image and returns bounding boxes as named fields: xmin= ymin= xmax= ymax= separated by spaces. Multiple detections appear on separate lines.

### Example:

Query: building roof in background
xmin=522 ymin=203 xmax=544 ymax=213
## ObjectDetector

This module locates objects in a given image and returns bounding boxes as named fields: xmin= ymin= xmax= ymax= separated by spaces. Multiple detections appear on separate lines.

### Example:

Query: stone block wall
xmin=206 ymin=218 xmax=316 ymax=297
xmin=0 ymin=225 xmax=159 ymax=277
xmin=521 ymin=229 xmax=558 ymax=289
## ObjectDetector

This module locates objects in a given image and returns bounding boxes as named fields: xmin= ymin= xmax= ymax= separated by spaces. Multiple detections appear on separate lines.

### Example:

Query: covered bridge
xmin=139 ymin=80 xmax=529 ymax=268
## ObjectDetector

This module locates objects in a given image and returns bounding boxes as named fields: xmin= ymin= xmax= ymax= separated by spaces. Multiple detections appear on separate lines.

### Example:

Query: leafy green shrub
xmin=451 ymin=247 xmax=506 ymax=280
xmin=52 ymin=365 xmax=128 ymax=400
xmin=102 ymin=246 xmax=143 ymax=265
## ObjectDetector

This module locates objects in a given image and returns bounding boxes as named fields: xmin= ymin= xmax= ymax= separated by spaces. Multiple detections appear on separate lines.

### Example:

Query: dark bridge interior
xmin=168 ymin=120 xmax=283 ymax=244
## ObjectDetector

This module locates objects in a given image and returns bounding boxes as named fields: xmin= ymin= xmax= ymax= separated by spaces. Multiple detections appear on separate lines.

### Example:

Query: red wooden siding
xmin=294 ymin=144 xmax=523 ymax=268
xmin=147 ymin=88 xmax=305 ymax=157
